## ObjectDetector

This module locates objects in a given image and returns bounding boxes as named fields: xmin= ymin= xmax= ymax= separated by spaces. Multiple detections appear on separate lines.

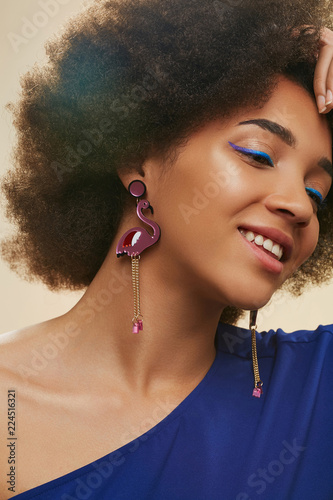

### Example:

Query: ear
xmin=116 ymin=167 xmax=144 ymax=193
xmin=116 ymin=158 xmax=159 ymax=193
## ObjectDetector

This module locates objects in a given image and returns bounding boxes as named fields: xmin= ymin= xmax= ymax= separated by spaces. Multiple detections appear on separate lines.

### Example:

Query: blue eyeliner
xmin=228 ymin=141 xmax=274 ymax=167
xmin=229 ymin=142 xmax=326 ymax=208
xmin=305 ymin=187 xmax=324 ymax=206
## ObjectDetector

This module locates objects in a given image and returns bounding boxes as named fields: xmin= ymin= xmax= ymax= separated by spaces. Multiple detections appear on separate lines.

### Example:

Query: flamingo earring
xmin=116 ymin=180 xmax=161 ymax=334
xmin=250 ymin=310 xmax=263 ymax=398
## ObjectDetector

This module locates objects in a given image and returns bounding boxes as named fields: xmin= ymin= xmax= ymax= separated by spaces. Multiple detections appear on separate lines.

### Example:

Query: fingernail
xmin=317 ymin=95 xmax=327 ymax=113
xmin=326 ymin=89 xmax=333 ymax=105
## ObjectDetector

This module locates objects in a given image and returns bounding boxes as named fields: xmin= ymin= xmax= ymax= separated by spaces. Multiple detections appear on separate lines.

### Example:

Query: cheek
xmin=155 ymin=153 xmax=253 ymax=242
xmin=176 ymin=161 xmax=246 ymax=230
xmin=180 ymin=147 xmax=249 ymax=214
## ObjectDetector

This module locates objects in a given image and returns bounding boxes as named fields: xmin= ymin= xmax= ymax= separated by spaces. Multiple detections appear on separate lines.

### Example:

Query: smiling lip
xmin=238 ymin=225 xmax=294 ymax=261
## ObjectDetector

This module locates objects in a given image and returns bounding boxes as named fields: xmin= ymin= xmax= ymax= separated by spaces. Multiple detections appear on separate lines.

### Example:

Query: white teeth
xmin=240 ymin=229 xmax=284 ymax=261
xmin=245 ymin=231 xmax=255 ymax=242
xmin=254 ymin=235 xmax=264 ymax=246
xmin=263 ymin=239 xmax=273 ymax=252
xmin=271 ymin=245 xmax=283 ymax=260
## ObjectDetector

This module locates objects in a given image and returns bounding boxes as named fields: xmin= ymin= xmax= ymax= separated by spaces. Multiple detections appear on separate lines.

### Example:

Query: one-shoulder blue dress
xmin=11 ymin=323 xmax=333 ymax=500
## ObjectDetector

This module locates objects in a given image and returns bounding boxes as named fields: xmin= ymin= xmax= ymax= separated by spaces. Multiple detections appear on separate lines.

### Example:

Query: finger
xmin=315 ymin=28 xmax=333 ymax=113
xmin=315 ymin=58 xmax=333 ymax=114
xmin=313 ymin=45 xmax=333 ymax=112
xmin=318 ymin=27 xmax=333 ymax=47
xmin=323 ymin=60 xmax=333 ymax=113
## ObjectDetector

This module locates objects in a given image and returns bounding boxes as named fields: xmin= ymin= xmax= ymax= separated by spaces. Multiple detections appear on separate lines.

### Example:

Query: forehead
xmin=231 ymin=77 xmax=332 ymax=155
xmin=166 ymin=77 xmax=332 ymax=172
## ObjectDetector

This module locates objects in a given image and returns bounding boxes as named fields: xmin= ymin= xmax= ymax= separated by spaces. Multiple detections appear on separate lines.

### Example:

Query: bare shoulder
xmin=0 ymin=314 xmax=82 ymax=411
xmin=0 ymin=323 xmax=44 ymax=403
xmin=0 ymin=320 xmax=60 ymax=386
xmin=0 ymin=316 xmax=81 ymax=379
xmin=0 ymin=317 xmax=80 ymax=498
xmin=0 ymin=325 xmax=41 ymax=499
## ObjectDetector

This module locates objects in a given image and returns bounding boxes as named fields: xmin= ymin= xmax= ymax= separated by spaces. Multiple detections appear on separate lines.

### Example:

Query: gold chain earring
xmin=250 ymin=310 xmax=263 ymax=398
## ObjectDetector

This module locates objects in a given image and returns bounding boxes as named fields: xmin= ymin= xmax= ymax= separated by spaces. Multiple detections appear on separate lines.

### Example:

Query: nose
xmin=264 ymin=182 xmax=314 ymax=228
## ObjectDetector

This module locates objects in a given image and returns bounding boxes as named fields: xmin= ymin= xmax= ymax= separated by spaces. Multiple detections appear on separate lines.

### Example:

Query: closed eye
xmin=228 ymin=142 xmax=274 ymax=167
xmin=305 ymin=187 xmax=325 ymax=209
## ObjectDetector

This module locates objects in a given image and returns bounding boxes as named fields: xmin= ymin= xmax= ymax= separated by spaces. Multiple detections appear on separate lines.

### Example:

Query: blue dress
xmin=11 ymin=323 xmax=333 ymax=500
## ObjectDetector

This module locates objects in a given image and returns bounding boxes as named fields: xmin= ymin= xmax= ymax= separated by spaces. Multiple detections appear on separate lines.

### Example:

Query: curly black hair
xmin=1 ymin=0 xmax=333 ymax=324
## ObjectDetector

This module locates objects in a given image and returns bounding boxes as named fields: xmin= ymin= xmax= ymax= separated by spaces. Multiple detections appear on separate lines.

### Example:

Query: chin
xmin=224 ymin=288 xmax=275 ymax=312
xmin=212 ymin=263 xmax=286 ymax=313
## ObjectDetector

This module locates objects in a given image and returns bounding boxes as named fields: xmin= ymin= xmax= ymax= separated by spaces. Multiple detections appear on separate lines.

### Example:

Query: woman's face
xmin=144 ymin=77 xmax=332 ymax=311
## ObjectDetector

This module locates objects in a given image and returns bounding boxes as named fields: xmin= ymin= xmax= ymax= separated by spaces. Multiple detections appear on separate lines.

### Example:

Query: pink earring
xmin=250 ymin=310 xmax=263 ymax=398
xmin=116 ymin=180 xmax=161 ymax=333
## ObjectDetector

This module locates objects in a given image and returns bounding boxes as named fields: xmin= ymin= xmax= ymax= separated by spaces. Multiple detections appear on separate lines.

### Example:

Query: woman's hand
xmin=314 ymin=27 xmax=333 ymax=114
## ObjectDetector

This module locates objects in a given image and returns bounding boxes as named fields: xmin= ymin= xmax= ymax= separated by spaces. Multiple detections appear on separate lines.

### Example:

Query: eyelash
xmin=228 ymin=142 xmax=275 ymax=167
xmin=305 ymin=188 xmax=325 ymax=209
xmin=228 ymin=142 xmax=326 ymax=209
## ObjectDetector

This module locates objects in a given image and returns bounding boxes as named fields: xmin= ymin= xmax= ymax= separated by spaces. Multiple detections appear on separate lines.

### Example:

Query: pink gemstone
xmin=138 ymin=320 xmax=143 ymax=331
xmin=252 ymin=388 xmax=262 ymax=398
xmin=132 ymin=323 xmax=140 ymax=334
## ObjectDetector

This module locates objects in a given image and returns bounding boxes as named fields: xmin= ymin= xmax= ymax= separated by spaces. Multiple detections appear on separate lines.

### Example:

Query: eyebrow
xmin=237 ymin=118 xmax=333 ymax=179
xmin=238 ymin=119 xmax=297 ymax=147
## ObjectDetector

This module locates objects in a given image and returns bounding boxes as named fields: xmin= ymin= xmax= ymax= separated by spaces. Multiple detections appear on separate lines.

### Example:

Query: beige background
xmin=0 ymin=0 xmax=332 ymax=335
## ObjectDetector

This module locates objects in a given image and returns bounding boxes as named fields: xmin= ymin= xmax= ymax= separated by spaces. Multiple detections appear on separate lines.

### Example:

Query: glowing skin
xmin=228 ymin=142 xmax=326 ymax=208
xmin=1 ymin=75 xmax=332 ymax=498
xmin=0 ymin=78 xmax=332 ymax=498
xmin=121 ymin=77 xmax=332 ymax=312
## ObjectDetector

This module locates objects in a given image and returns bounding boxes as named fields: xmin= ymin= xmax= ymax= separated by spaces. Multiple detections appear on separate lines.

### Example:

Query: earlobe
xmin=117 ymin=157 xmax=163 ymax=200
xmin=117 ymin=156 xmax=161 ymax=192
xmin=116 ymin=167 xmax=146 ymax=193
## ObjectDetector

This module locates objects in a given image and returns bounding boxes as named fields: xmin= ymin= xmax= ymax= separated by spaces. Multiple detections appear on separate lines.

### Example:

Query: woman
xmin=0 ymin=0 xmax=333 ymax=498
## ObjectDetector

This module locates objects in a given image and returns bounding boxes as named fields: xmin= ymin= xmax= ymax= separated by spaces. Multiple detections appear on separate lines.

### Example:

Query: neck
xmin=63 ymin=237 xmax=224 ymax=393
